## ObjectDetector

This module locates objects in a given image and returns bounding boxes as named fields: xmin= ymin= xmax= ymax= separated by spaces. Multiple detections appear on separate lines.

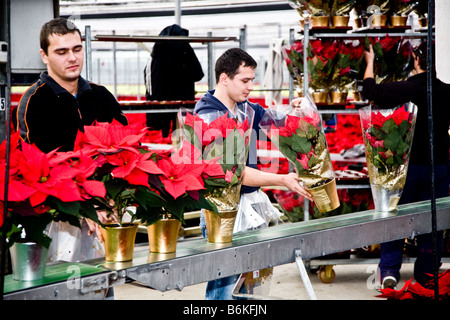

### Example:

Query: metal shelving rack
xmin=83 ymin=26 xmax=240 ymax=114
xmin=289 ymin=18 xmax=435 ymax=283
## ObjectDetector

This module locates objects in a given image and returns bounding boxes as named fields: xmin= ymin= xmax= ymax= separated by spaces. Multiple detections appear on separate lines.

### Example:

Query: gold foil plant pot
xmin=359 ymin=103 xmax=417 ymax=212
xmin=259 ymin=95 xmax=339 ymax=213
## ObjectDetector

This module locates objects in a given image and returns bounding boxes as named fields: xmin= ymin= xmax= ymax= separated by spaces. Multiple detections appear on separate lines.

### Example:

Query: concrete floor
xmin=113 ymin=259 xmax=450 ymax=300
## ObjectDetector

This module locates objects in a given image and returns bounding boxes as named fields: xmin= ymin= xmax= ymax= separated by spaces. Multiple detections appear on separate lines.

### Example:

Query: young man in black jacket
xmin=363 ymin=42 xmax=450 ymax=289
xmin=14 ymin=18 xmax=128 ymax=153
xmin=13 ymin=18 xmax=128 ymax=265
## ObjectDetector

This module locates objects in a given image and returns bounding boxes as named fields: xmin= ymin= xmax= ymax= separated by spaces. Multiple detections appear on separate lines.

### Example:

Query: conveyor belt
xmin=3 ymin=197 xmax=450 ymax=299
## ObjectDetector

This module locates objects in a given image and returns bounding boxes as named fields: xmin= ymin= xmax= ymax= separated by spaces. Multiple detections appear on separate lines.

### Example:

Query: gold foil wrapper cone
xmin=206 ymin=183 xmax=241 ymax=212
xmin=204 ymin=209 xmax=238 ymax=243
xmin=147 ymin=218 xmax=181 ymax=253
xmin=297 ymin=132 xmax=335 ymax=189
xmin=100 ymin=222 xmax=139 ymax=262
xmin=365 ymin=156 xmax=408 ymax=192
xmin=366 ymin=156 xmax=408 ymax=212
xmin=307 ymin=177 xmax=340 ymax=213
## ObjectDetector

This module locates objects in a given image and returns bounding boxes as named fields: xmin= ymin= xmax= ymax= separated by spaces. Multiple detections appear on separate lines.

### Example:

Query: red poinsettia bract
xmin=0 ymin=132 xmax=107 ymax=228
xmin=377 ymin=269 xmax=450 ymax=300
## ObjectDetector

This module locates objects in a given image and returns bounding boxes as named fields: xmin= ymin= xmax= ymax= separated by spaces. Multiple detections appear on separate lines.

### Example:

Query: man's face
xmin=40 ymin=32 xmax=84 ymax=84
xmin=225 ymin=64 xmax=255 ymax=103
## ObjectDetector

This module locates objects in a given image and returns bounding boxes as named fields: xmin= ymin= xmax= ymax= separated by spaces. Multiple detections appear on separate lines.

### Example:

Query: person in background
xmin=363 ymin=41 xmax=450 ymax=289
xmin=144 ymin=24 xmax=204 ymax=138
xmin=194 ymin=47 xmax=312 ymax=300
xmin=13 ymin=18 xmax=128 ymax=266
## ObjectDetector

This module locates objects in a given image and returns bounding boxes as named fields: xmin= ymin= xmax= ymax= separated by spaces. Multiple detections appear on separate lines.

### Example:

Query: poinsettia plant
xmin=284 ymin=39 xmax=365 ymax=93
xmin=260 ymin=96 xmax=336 ymax=189
xmin=283 ymin=41 xmax=305 ymax=92
xmin=289 ymin=0 xmax=331 ymax=17
xmin=390 ymin=0 xmax=418 ymax=16
xmin=330 ymin=0 xmax=356 ymax=16
xmin=360 ymin=104 xmax=416 ymax=174
xmin=364 ymin=35 xmax=414 ymax=84
xmin=72 ymin=120 xmax=218 ymax=226
xmin=178 ymin=105 xmax=254 ymax=212
xmin=0 ymin=132 xmax=103 ymax=248
xmin=135 ymin=147 xmax=220 ymax=225
xmin=307 ymin=39 xmax=337 ymax=91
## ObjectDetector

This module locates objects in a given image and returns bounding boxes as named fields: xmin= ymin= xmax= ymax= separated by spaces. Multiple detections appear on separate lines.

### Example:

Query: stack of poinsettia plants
xmin=1 ymin=119 xmax=224 ymax=249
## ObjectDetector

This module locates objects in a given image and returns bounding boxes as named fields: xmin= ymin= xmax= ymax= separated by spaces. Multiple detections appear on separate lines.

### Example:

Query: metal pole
xmin=303 ymin=19 xmax=309 ymax=95
xmin=1 ymin=0 xmax=12 ymax=300
xmin=174 ymin=0 xmax=181 ymax=26
xmin=239 ymin=26 xmax=247 ymax=51
xmin=85 ymin=25 xmax=92 ymax=81
xmin=289 ymin=28 xmax=294 ymax=102
xmin=426 ymin=0 xmax=439 ymax=300
xmin=207 ymin=31 xmax=214 ymax=90
xmin=112 ymin=30 xmax=117 ymax=98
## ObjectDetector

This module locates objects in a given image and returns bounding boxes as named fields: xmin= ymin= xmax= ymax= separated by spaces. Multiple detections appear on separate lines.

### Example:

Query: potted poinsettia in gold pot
xmin=74 ymin=120 xmax=220 ymax=256
xmin=330 ymin=0 xmax=356 ymax=27
xmin=289 ymin=0 xmax=331 ymax=28
xmin=134 ymin=148 xmax=221 ymax=253
xmin=389 ymin=0 xmax=417 ymax=26
xmin=72 ymin=120 xmax=166 ymax=261
xmin=0 ymin=133 xmax=104 ymax=280
xmin=178 ymin=106 xmax=254 ymax=243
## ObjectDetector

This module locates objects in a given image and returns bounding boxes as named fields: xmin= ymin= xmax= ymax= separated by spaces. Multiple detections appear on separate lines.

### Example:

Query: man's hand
xmin=291 ymin=97 xmax=303 ymax=108
xmin=281 ymin=172 xmax=313 ymax=201
xmin=364 ymin=44 xmax=375 ymax=64
xmin=85 ymin=210 xmax=118 ymax=243
xmin=363 ymin=45 xmax=375 ymax=80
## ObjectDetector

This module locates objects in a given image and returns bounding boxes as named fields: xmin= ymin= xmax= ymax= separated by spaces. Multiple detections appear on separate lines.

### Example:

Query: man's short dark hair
xmin=215 ymin=48 xmax=257 ymax=83
xmin=40 ymin=18 xmax=82 ymax=54
xmin=413 ymin=41 xmax=434 ymax=71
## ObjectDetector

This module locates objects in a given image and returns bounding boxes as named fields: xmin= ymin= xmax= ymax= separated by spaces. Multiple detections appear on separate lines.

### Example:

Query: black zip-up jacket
xmin=363 ymin=72 xmax=450 ymax=165
xmin=14 ymin=72 xmax=128 ymax=153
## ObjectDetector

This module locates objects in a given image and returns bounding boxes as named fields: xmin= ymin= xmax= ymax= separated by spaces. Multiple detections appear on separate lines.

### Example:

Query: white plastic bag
xmin=233 ymin=189 xmax=283 ymax=234
xmin=46 ymin=220 xmax=105 ymax=264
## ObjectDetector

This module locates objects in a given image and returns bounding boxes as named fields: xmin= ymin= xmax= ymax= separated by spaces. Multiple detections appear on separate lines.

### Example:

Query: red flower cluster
xmin=365 ymin=35 xmax=414 ymax=83
xmin=325 ymin=114 xmax=364 ymax=154
xmin=72 ymin=120 xmax=221 ymax=224
xmin=0 ymin=132 xmax=106 ymax=215
xmin=269 ymin=110 xmax=322 ymax=172
xmin=179 ymin=109 xmax=252 ymax=189
xmin=0 ymin=132 xmax=106 ymax=246
xmin=377 ymin=269 xmax=450 ymax=300
xmin=361 ymin=104 xmax=415 ymax=173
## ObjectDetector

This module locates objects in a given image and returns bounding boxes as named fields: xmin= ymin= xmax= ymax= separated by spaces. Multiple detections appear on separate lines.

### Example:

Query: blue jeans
xmin=379 ymin=164 xmax=449 ymax=286
xmin=200 ymin=210 xmax=243 ymax=300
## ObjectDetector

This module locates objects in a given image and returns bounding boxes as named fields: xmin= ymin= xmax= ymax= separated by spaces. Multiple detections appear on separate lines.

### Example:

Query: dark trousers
xmin=379 ymin=163 xmax=449 ymax=285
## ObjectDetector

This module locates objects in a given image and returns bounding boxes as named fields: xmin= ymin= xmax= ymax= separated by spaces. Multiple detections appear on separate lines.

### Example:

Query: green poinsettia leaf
xmin=371 ymin=127 xmax=386 ymax=140
xmin=381 ymin=118 xmax=398 ymax=134
xmin=398 ymin=120 xmax=409 ymax=137
xmin=291 ymin=134 xmax=312 ymax=154
xmin=383 ymin=130 xmax=401 ymax=151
